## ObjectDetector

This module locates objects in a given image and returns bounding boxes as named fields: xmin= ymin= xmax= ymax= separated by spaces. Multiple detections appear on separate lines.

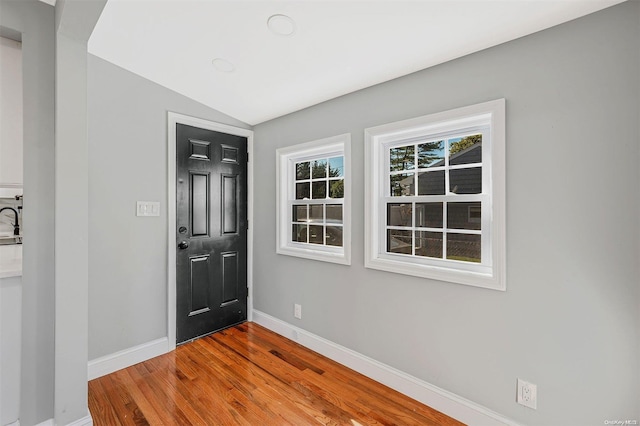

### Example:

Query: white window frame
xmin=276 ymin=133 xmax=351 ymax=265
xmin=364 ymin=100 xmax=505 ymax=290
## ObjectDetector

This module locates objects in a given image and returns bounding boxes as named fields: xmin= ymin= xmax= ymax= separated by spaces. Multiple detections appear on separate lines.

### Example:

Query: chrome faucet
xmin=0 ymin=207 xmax=20 ymax=236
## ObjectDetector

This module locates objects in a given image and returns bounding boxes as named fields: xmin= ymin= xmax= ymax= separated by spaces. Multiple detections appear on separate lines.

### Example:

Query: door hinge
xmin=246 ymin=220 xmax=249 ymax=230
xmin=246 ymin=152 xmax=249 ymax=162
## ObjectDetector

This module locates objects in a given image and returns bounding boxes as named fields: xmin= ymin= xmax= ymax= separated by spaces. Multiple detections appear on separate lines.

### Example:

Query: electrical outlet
xmin=517 ymin=379 xmax=537 ymax=409
xmin=294 ymin=304 xmax=302 ymax=319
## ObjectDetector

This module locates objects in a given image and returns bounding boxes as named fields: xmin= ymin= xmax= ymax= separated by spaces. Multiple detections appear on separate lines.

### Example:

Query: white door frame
xmin=167 ymin=112 xmax=254 ymax=351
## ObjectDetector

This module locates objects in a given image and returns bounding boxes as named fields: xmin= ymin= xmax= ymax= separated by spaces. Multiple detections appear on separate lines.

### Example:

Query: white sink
xmin=0 ymin=244 xmax=22 ymax=278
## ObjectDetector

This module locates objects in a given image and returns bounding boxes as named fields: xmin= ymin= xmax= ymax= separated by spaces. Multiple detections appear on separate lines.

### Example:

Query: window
xmin=365 ymin=100 xmax=505 ymax=290
xmin=276 ymin=134 xmax=351 ymax=265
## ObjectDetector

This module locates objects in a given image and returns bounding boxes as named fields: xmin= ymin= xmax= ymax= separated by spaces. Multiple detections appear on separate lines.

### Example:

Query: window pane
xmin=390 ymin=173 xmax=414 ymax=196
xmin=417 ymin=170 xmax=445 ymax=195
xmin=418 ymin=140 xmax=445 ymax=168
xmin=312 ymin=181 xmax=327 ymax=199
xmin=416 ymin=203 xmax=443 ymax=228
xmin=326 ymin=204 xmax=343 ymax=223
xmin=292 ymin=205 xmax=307 ymax=222
xmin=296 ymin=182 xmax=310 ymax=199
xmin=387 ymin=203 xmax=412 ymax=227
xmin=446 ymin=233 xmax=481 ymax=263
xmin=449 ymin=167 xmax=481 ymax=194
xmin=329 ymin=179 xmax=344 ymax=198
xmin=309 ymin=205 xmax=323 ymax=223
xmin=387 ymin=229 xmax=412 ymax=254
xmin=312 ymin=159 xmax=327 ymax=178
xmin=449 ymin=135 xmax=482 ymax=165
xmin=447 ymin=202 xmax=481 ymax=230
xmin=390 ymin=145 xmax=415 ymax=172
xmin=326 ymin=226 xmax=343 ymax=247
xmin=309 ymin=225 xmax=324 ymax=244
xmin=292 ymin=224 xmax=307 ymax=243
xmin=296 ymin=161 xmax=310 ymax=180
xmin=329 ymin=156 xmax=344 ymax=177
xmin=415 ymin=231 xmax=443 ymax=258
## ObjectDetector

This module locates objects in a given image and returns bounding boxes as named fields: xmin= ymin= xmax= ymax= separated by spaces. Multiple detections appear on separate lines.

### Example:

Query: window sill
xmin=365 ymin=255 xmax=504 ymax=291
xmin=277 ymin=245 xmax=350 ymax=266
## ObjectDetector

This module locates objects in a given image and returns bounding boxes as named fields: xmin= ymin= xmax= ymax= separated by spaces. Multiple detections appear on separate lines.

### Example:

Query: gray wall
xmin=253 ymin=2 xmax=640 ymax=425
xmin=87 ymin=55 xmax=250 ymax=359
xmin=0 ymin=1 xmax=56 ymax=425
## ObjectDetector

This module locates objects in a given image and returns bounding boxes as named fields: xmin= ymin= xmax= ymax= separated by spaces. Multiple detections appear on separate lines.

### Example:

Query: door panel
xmin=221 ymin=145 xmax=238 ymax=163
xmin=222 ymin=175 xmax=238 ymax=234
xmin=189 ymin=254 xmax=211 ymax=315
xmin=221 ymin=252 xmax=239 ymax=306
xmin=190 ymin=139 xmax=211 ymax=160
xmin=190 ymin=172 xmax=209 ymax=237
xmin=176 ymin=123 xmax=248 ymax=344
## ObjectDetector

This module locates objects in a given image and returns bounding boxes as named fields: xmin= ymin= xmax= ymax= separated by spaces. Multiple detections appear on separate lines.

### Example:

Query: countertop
xmin=0 ymin=244 xmax=22 ymax=278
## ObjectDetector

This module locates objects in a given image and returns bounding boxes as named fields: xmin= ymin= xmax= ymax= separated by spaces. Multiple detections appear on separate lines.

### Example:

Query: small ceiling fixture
xmin=211 ymin=58 xmax=235 ymax=73
xmin=267 ymin=14 xmax=296 ymax=37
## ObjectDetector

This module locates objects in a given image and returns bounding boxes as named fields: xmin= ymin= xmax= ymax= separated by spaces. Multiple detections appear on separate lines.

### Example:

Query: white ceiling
xmin=88 ymin=0 xmax=624 ymax=126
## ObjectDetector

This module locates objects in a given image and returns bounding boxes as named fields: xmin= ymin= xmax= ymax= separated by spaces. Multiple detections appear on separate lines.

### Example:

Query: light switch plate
xmin=137 ymin=201 xmax=160 ymax=217
xmin=294 ymin=304 xmax=302 ymax=319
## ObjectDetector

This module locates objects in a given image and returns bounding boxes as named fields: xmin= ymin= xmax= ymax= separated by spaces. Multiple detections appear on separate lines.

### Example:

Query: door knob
xmin=178 ymin=240 xmax=189 ymax=250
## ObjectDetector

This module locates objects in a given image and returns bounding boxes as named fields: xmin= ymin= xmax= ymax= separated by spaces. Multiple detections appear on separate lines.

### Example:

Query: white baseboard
xmin=252 ymin=309 xmax=521 ymax=426
xmin=64 ymin=414 xmax=92 ymax=426
xmin=34 ymin=414 xmax=93 ymax=426
xmin=88 ymin=337 xmax=169 ymax=380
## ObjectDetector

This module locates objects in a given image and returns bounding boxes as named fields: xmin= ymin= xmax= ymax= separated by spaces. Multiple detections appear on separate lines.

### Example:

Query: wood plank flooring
xmin=89 ymin=322 xmax=464 ymax=425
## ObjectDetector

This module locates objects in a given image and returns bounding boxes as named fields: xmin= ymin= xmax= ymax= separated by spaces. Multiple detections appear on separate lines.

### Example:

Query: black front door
xmin=176 ymin=123 xmax=248 ymax=344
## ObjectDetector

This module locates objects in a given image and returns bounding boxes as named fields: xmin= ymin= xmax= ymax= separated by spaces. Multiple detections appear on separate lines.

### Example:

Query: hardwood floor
xmin=89 ymin=322 xmax=464 ymax=425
